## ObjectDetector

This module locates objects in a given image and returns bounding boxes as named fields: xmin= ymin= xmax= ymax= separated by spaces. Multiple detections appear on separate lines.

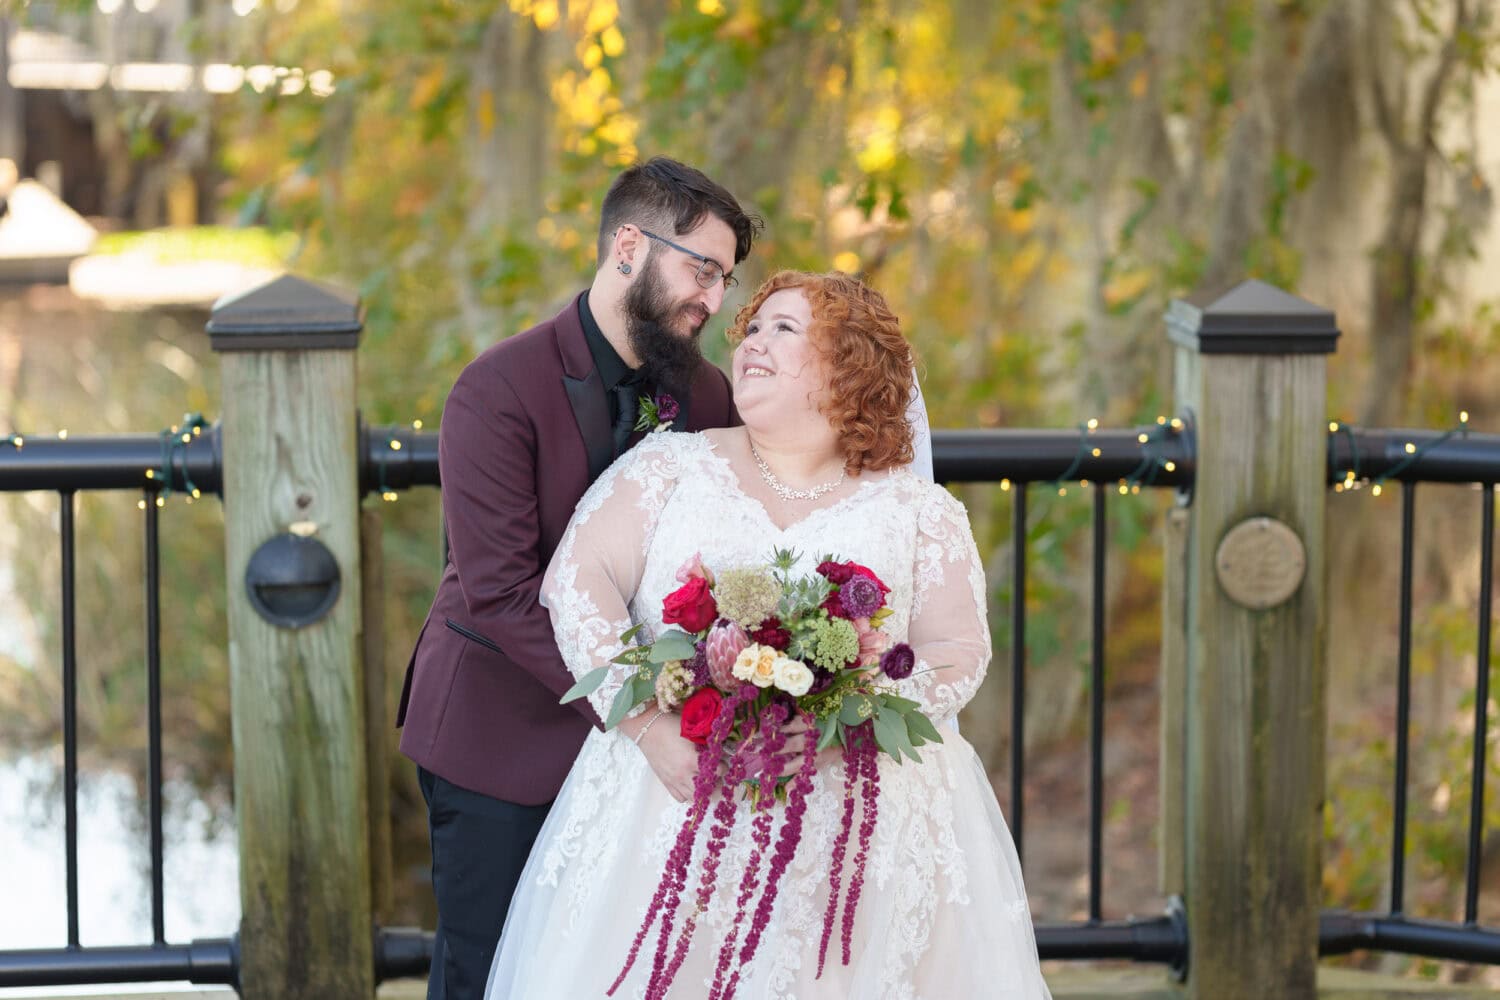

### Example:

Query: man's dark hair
xmin=597 ymin=157 xmax=762 ymax=267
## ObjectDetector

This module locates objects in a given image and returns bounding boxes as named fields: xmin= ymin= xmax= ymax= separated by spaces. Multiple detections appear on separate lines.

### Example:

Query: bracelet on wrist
xmin=633 ymin=709 xmax=665 ymax=745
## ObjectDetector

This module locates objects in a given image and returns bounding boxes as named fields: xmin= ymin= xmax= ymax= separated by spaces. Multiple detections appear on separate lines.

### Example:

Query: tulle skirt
xmin=487 ymin=727 xmax=1052 ymax=1000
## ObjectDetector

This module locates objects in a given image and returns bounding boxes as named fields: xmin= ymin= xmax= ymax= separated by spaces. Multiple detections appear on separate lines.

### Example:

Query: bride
xmin=486 ymin=270 xmax=1051 ymax=999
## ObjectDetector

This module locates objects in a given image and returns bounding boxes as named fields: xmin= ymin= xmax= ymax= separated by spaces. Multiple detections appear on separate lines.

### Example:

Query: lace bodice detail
xmin=541 ymin=431 xmax=991 ymax=725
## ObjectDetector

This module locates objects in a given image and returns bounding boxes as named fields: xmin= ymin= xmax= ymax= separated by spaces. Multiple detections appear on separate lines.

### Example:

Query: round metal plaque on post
xmin=1214 ymin=516 xmax=1306 ymax=611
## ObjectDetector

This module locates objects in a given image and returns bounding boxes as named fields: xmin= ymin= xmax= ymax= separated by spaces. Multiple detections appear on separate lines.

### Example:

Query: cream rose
xmin=772 ymin=656 xmax=815 ymax=697
xmin=732 ymin=643 xmax=780 ymax=688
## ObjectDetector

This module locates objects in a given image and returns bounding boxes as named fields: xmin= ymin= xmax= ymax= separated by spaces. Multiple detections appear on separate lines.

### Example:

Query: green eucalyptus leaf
xmin=816 ymin=714 xmax=842 ymax=752
xmin=605 ymin=680 xmax=641 ymax=730
xmin=647 ymin=629 xmax=699 ymax=663
xmin=560 ymin=666 xmax=609 ymax=704
xmin=904 ymin=711 xmax=945 ymax=746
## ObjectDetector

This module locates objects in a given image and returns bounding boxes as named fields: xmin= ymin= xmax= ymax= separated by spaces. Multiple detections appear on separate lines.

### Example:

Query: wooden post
xmin=209 ymin=275 xmax=374 ymax=1000
xmin=1166 ymin=280 xmax=1339 ymax=1000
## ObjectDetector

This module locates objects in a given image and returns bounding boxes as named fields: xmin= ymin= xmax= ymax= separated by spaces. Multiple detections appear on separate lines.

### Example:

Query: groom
xmin=396 ymin=158 xmax=761 ymax=999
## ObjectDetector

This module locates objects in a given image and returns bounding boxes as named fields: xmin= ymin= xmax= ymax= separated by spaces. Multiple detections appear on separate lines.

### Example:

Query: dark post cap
xmin=207 ymin=273 xmax=363 ymax=352
xmin=1166 ymin=279 xmax=1339 ymax=355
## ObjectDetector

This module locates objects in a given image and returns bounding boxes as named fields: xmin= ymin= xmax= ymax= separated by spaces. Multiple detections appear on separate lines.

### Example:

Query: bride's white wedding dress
xmin=487 ymin=431 xmax=1051 ymax=999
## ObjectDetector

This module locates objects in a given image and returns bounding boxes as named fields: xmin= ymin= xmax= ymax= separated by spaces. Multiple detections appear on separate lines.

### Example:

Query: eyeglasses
xmin=639 ymin=228 xmax=738 ymax=289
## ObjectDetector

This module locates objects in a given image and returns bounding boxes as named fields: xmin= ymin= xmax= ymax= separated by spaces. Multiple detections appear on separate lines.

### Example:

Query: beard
xmin=622 ymin=259 xmax=709 ymax=396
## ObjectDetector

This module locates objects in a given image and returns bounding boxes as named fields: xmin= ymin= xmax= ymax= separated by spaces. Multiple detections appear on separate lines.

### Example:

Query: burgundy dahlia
xmin=879 ymin=642 xmax=916 ymax=680
xmin=748 ymin=616 xmax=791 ymax=650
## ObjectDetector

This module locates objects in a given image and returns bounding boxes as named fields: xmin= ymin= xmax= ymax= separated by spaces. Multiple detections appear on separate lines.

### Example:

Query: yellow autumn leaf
xmin=596 ymin=113 xmax=638 ymax=148
xmin=550 ymin=70 xmax=576 ymax=105
xmin=697 ymin=0 xmax=725 ymax=15
xmin=583 ymin=0 xmax=618 ymax=36
xmin=855 ymin=105 xmax=901 ymax=174
xmin=1003 ymin=241 xmax=1045 ymax=290
xmin=601 ymin=25 xmax=625 ymax=57
xmin=1129 ymin=69 xmax=1149 ymax=98
xmin=582 ymin=43 xmax=603 ymax=69
xmin=1089 ymin=25 xmax=1117 ymax=63
xmin=989 ymin=81 xmax=1022 ymax=121
xmin=476 ymin=89 xmax=496 ymax=136
xmin=1102 ymin=268 xmax=1153 ymax=308
xmin=531 ymin=0 xmax=559 ymax=30
xmin=409 ymin=66 xmax=445 ymax=110
xmin=1005 ymin=207 xmax=1034 ymax=235
xmin=823 ymin=65 xmax=846 ymax=98
xmin=832 ymin=251 xmax=861 ymax=273
xmin=856 ymin=133 xmax=896 ymax=174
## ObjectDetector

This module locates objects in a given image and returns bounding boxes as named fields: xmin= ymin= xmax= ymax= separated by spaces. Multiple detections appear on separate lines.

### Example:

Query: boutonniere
xmin=634 ymin=392 xmax=680 ymax=434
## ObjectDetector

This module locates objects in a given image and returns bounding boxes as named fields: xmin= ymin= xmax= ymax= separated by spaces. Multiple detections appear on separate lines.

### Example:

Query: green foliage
xmin=92 ymin=227 xmax=300 ymax=268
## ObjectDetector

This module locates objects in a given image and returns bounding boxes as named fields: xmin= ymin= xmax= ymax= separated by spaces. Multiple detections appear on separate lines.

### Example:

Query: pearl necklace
xmin=749 ymin=441 xmax=846 ymax=501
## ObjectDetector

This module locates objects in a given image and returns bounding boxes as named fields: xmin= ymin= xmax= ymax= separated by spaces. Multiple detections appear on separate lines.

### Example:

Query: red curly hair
xmin=727 ymin=270 xmax=915 ymax=474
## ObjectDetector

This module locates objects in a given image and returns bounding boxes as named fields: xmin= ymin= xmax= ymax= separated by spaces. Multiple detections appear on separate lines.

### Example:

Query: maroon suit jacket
xmin=397 ymin=293 xmax=738 ymax=804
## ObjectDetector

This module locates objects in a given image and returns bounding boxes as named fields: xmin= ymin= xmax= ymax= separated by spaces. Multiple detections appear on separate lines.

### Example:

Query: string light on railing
xmin=373 ymin=424 xmax=424 ymax=502
xmin=146 ymin=412 xmax=210 ymax=506
xmin=58 ymin=429 xmax=67 ymax=440
xmin=7 ymin=434 xmax=21 ymax=449
xmin=1045 ymin=418 xmax=1098 ymax=495
xmin=1331 ymin=410 xmax=1474 ymax=496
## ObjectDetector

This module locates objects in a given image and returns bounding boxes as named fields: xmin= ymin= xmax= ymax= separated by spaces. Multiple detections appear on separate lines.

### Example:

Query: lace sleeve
xmin=541 ymin=434 xmax=686 ymax=720
xmin=893 ymin=485 xmax=991 ymax=724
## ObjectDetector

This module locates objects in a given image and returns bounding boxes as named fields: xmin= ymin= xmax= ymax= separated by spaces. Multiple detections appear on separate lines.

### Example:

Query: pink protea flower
xmin=705 ymin=620 xmax=750 ymax=691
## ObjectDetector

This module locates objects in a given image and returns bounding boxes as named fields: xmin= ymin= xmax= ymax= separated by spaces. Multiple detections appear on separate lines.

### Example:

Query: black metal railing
xmin=0 ymin=431 xmax=236 ymax=988
xmin=371 ymin=421 xmax=1198 ymax=969
xmin=1321 ymin=426 xmax=1500 ymax=965
xmin=0 ymin=420 xmax=1196 ymax=985
xmin=0 ymin=426 xmax=429 ymax=989
xmin=10 ymin=419 xmax=1500 ymax=984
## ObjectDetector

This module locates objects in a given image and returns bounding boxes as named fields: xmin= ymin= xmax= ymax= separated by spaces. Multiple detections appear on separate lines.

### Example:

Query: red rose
xmin=815 ymin=560 xmax=855 ymax=584
xmin=661 ymin=577 xmax=718 ymax=633
xmin=847 ymin=562 xmax=891 ymax=596
xmin=816 ymin=560 xmax=890 ymax=597
xmin=679 ymin=687 xmax=724 ymax=745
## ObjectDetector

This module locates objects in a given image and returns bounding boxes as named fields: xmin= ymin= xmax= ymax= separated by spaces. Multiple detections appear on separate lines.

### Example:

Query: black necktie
xmin=610 ymin=381 xmax=639 ymax=458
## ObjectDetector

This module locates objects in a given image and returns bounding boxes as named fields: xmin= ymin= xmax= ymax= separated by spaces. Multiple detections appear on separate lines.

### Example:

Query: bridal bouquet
xmin=562 ymin=548 xmax=944 ymax=1000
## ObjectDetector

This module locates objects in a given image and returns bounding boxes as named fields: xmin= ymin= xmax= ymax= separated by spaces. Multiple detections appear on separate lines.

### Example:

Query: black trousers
xmin=419 ymin=767 xmax=552 ymax=1000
